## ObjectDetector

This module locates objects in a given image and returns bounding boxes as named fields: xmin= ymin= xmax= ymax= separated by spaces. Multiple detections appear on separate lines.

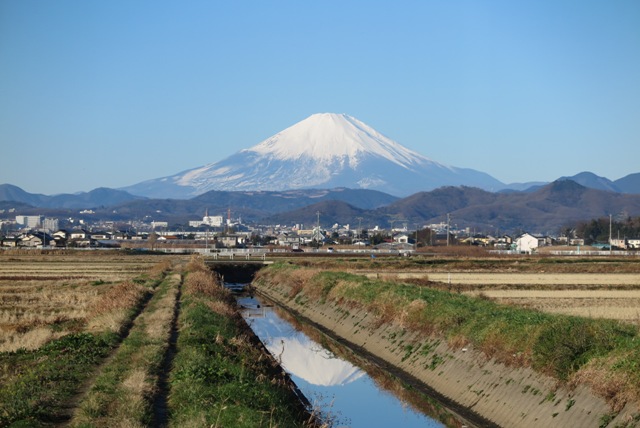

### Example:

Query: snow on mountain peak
xmin=244 ymin=112 xmax=431 ymax=168
xmin=122 ymin=112 xmax=505 ymax=198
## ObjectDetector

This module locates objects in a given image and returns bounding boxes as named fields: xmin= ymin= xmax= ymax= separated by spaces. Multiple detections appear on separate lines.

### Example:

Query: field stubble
xmin=368 ymin=271 xmax=640 ymax=324
xmin=0 ymin=253 xmax=166 ymax=352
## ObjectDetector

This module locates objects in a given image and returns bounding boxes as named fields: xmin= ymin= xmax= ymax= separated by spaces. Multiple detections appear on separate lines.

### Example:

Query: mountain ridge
xmin=3 ymin=181 xmax=640 ymax=234
xmin=122 ymin=113 xmax=505 ymax=198
xmin=0 ymin=184 xmax=145 ymax=209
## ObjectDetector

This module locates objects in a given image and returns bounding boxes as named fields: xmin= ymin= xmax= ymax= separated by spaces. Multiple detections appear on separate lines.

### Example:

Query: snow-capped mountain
xmin=123 ymin=113 xmax=504 ymax=198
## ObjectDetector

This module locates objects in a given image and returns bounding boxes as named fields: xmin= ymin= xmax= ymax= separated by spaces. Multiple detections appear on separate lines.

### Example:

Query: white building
xmin=393 ymin=233 xmax=410 ymax=244
xmin=516 ymin=233 xmax=546 ymax=254
xmin=189 ymin=210 xmax=223 ymax=228
xmin=15 ymin=215 xmax=42 ymax=228
xmin=43 ymin=218 xmax=59 ymax=231
xmin=203 ymin=215 xmax=223 ymax=227
xmin=628 ymin=239 xmax=640 ymax=249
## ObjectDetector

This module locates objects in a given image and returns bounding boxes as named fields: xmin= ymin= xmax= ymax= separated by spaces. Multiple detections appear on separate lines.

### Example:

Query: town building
xmin=515 ymin=233 xmax=548 ymax=254
xmin=15 ymin=215 xmax=42 ymax=228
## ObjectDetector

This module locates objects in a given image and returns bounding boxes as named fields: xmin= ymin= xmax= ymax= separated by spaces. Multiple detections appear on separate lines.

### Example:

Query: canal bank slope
xmin=253 ymin=266 xmax=640 ymax=428
xmin=168 ymin=258 xmax=318 ymax=427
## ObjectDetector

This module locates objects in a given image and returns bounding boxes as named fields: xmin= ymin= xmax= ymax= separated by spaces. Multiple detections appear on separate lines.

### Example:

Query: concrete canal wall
xmin=255 ymin=277 xmax=640 ymax=428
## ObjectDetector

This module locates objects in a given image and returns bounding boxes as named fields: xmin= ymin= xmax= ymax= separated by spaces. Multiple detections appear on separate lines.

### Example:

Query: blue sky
xmin=1 ymin=1 xmax=639 ymax=195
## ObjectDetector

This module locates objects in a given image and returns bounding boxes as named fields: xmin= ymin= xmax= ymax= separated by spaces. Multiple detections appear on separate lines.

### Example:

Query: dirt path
xmin=55 ymin=287 xmax=157 ymax=426
xmin=152 ymin=274 xmax=183 ymax=427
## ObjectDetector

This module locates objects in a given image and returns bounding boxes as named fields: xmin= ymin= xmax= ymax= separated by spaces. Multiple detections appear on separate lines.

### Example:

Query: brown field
xmin=0 ymin=251 xmax=170 ymax=352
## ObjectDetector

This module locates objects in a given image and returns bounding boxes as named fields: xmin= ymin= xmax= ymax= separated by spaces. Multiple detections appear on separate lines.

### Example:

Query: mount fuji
xmin=123 ymin=113 xmax=504 ymax=198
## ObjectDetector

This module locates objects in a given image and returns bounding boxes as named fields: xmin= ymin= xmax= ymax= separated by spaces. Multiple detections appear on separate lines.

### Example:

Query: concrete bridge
xmin=206 ymin=260 xmax=269 ymax=284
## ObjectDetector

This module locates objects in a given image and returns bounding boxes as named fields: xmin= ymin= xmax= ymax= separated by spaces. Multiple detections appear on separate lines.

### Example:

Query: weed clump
xmin=89 ymin=280 xmax=148 ymax=317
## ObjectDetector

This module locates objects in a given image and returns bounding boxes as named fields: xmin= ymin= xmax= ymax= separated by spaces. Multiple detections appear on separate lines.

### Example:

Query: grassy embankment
xmin=167 ymin=256 xmax=317 ymax=427
xmin=0 ymin=259 xmax=170 ymax=426
xmin=255 ymin=262 xmax=640 ymax=419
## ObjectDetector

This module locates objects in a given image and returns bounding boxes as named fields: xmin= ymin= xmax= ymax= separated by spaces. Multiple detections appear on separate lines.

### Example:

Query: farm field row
xmin=0 ymin=253 xmax=170 ymax=353
xmin=0 ymin=254 xmax=160 ymax=279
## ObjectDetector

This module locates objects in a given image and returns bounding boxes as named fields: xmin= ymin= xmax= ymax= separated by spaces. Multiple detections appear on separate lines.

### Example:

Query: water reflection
xmin=268 ymin=334 xmax=365 ymax=387
xmin=238 ymin=294 xmax=458 ymax=428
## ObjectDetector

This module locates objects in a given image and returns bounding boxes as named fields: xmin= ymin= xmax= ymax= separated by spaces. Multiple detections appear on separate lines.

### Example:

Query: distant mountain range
xmin=263 ymin=180 xmax=640 ymax=234
xmin=99 ymin=188 xmax=398 ymax=223
xmin=3 ymin=180 xmax=640 ymax=234
xmin=1 ymin=111 xmax=638 ymax=234
xmin=0 ymin=184 xmax=145 ymax=209
xmin=558 ymin=171 xmax=640 ymax=194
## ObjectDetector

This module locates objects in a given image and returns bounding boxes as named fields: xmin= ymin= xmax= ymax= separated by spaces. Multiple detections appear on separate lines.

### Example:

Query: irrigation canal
xmin=228 ymin=283 xmax=469 ymax=428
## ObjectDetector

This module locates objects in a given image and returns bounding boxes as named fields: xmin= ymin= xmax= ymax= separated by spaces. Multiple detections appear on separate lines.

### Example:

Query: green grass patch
xmin=0 ymin=332 xmax=118 ymax=426
xmin=168 ymin=272 xmax=312 ymax=427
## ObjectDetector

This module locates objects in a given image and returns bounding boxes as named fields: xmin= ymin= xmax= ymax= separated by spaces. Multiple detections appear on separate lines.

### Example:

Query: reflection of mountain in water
xmin=267 ymin=335 xmax=365 ymax=387
xmin=251 ymin=312 xmax=364 ymax=387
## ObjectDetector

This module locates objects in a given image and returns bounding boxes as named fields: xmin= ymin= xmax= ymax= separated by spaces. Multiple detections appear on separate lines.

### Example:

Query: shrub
xmin=532 ymin=316 xmax=635 ymax=380
xmin=184 ymin=271 xmax=225 ymax=299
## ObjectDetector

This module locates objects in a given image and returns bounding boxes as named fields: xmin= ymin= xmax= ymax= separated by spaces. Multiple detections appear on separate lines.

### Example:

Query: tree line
xmin=569 ymin=216 xmax=640 ymax=245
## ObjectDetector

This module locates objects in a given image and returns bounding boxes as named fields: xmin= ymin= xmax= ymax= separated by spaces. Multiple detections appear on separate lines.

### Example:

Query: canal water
xmin=236 ymin=290 xmax=467 ymax=428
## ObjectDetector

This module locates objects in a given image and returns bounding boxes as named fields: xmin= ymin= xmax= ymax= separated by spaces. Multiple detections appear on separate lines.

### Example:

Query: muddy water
xmin=238 ymin=293 xmax=466 ymax=428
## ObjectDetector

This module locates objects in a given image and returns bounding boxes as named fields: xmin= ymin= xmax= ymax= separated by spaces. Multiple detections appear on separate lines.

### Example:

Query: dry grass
xmin=85 ymin=280 xmax=148 ymax=334
xmin=120 ymin=368 xmax=155 ymax=426
xmin=184 ymin=270 xmax=225 ymax=298
xmin=0 ymin=253 xmax=171 ymax=351
xmin=88 ymin=280 xmax=148 ymax=317
xmin=205 ymin=300 xmax=236 ymax=318
xmin=398 ymin=299 xmax=429 ymax=330
xmin=185 ymin=253 xmax=209 ymax=273
xmin=0 ymin=280 xmax=97 ymax=352
xmin=0 ymin=327 xmax=66 ymax=353
xmin=369 ymin=290 xmax=404 ymax=326
xmin=571 ymin=355 xmax=638 ymax=412
xmin=144 ymin=274 xmax=180 ymax=340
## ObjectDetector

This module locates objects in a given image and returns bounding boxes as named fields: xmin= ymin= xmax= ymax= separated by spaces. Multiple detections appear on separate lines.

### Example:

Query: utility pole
xmin=205 ymin=208 xmax=209 ymax=252
xmin=316 ymin=211 xmax=321 ymax=247
xmin=609 ymin=214 xmax=613 ymax=254
xmin=446 ymin=213 xmax=451 ymax=247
